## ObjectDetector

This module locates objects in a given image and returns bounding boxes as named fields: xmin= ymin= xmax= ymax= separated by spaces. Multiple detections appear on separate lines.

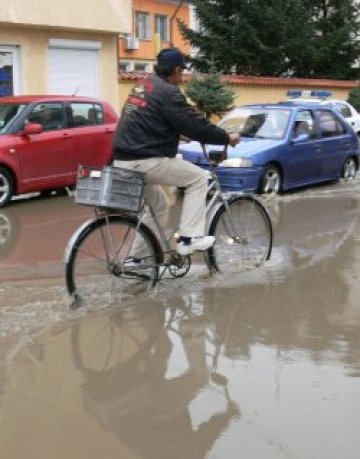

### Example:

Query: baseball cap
xmin=156 ymin=48 xmax=188 ymax=70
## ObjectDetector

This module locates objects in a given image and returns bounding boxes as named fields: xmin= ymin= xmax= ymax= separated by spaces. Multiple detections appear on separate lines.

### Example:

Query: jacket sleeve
xmin=162 ymin=88 xmax=230 ymax=145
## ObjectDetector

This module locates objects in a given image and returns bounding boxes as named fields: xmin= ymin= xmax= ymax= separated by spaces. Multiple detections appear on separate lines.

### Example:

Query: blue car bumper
xmin=179 ymin=150 xmax=263 ymax=192
xmin=215 ymin=167 xmax=262 ymax=192
xmin=201 ymin=166 xmax=262 ymax=192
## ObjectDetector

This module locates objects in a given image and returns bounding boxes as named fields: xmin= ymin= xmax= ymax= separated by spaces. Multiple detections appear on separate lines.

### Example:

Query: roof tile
xmin=119 ymin=72 xmax=358 ymax=88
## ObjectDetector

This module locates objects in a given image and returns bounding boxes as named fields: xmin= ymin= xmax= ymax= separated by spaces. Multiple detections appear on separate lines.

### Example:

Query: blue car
xmin=178 ymin=102 xmax=360 ymax=194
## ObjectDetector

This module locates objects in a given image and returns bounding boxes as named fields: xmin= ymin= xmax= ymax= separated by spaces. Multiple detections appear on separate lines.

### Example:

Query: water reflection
xmin=268 ymin=194 xmax=359 ymax=271
xmin=201 ymin=234 xmax=360 ymax=378
xmin=70 ymin=237 xmax=360 ymax=457
xmin=0 ymin=194 xmax=91 ymax=281
xmin=72 ymin=299 xmax=240 ymax=458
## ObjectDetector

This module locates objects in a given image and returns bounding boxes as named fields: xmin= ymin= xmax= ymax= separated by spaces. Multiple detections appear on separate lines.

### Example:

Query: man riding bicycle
xmin=112 ymin=47 xmax=239 ymax=259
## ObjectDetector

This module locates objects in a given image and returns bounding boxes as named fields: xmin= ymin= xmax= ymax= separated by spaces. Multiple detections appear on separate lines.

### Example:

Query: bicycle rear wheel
xmin=65 ymin=214 xmax=161 ymax=307
xmin=206 ymin=196 xmax=272 ymax=273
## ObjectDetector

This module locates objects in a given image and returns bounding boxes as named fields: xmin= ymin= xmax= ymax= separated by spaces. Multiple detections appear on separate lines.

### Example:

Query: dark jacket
xmin=112 ymin=74 xmax=229 ymax=160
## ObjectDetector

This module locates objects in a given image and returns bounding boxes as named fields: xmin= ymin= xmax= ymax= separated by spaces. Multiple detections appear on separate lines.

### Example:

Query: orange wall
xmin=119 ymin=0 xmax=190 ymax=62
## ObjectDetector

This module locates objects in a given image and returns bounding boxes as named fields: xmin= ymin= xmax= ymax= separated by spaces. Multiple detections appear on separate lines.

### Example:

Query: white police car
xmin=285 ymin=90 xmax=360 ymax=136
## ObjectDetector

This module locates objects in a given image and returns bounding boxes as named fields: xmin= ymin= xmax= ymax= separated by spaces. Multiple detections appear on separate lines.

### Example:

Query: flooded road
xmin=0 ymin=181 xmax=360 ymax=458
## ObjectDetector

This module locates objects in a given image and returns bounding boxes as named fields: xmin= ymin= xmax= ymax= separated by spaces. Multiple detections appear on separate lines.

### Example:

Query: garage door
xmin=49 ymin=39 xmax=100 ymax=97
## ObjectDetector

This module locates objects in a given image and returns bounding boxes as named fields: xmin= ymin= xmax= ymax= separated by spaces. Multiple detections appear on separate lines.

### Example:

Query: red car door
xmin=16 ymin=102 xmax=74 ymax=191
xmin=67 ymin=102 xmax=115 ymax=177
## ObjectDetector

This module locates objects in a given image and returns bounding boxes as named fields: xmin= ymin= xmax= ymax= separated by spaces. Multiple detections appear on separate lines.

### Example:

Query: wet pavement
xmin=0 ymin=181 xmax=360 ymax=458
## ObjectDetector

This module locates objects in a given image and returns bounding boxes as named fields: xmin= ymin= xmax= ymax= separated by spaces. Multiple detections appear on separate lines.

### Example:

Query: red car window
xmin=68 ymin=102 xmax=104 ymax=128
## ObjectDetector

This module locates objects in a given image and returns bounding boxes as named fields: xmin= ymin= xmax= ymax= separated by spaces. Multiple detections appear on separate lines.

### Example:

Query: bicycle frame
xmin=135 ymin=163 xmax=238 ymax=259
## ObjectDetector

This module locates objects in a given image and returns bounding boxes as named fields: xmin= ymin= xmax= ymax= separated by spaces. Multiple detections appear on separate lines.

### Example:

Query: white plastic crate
xmin=75 ymin=165 xmax=145 ymax=212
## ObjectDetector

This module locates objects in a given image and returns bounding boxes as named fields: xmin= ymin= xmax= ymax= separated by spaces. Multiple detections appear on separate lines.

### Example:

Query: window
xmin=334 ymin=102 xmax=352 ymax=119
xmin=292 ymin=110 xmax=315 ymax=139
xmin=0 ymin=103 xmax=27 ymax=134
xmin=316 ymin=110 xmax=345 ymax=138
xmin=68 ymin=102 xmax=104 ymax=127
xmin=135 ymin=11 xmax=150 ymax=40
xmin=220 ymin=107 xmax=291 ymax=140
xmin=27 ymin=103 xmax=65 ymax=131
xmin=119 ymin=62 xmax=130 ymax=72
xmin=0 ymin=46 xmax=21 ymax=96
xmin=134 ymin=63 xmax=148 ymax=72
xmin=155 ymin=14 xmax=169 ymax=41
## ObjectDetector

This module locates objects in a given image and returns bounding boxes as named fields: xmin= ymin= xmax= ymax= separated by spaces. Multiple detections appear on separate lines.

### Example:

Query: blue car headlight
xmin=219 ymin=157 xmax=253 ymax=168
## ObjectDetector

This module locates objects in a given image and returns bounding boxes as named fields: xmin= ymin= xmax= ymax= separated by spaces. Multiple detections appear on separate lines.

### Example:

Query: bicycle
xmin=64 ymin=145 xmax=273 ymax=308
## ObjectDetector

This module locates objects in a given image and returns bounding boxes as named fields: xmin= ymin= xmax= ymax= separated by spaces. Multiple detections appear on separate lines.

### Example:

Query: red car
xmin=0 ymin=95 xmax=118 ymax=207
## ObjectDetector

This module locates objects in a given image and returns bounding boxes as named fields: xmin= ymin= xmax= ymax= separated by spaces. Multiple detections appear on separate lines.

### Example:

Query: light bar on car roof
xmin=287 ymin=90 xmax=332 ymax=99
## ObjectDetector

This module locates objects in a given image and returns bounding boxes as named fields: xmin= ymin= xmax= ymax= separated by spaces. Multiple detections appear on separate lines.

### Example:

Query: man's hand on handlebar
xmin=179 ymin=135 xmax=191 ymax=143
xmin=228 ymin=133 xmax=241 ymax=147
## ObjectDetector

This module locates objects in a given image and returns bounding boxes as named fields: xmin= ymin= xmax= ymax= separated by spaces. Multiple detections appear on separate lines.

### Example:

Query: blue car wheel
xmin=259 ymin=165 xmax=282 ymax=194
xmin=341 ymin=157 xmax=357 ymax=180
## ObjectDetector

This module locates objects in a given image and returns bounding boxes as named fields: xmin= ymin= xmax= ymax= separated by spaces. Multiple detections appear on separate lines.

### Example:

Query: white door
xmin=0 ymin=45 xmax=21 ymax=96
xmin=49 ymin=39 xmax=100 ymax=97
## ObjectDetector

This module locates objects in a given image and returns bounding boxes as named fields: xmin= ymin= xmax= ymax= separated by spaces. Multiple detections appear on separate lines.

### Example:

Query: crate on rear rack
xmin=75 ymin=165 xmax=145 ymax=213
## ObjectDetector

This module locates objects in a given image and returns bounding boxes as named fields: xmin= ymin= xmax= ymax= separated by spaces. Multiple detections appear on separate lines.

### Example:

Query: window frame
xmin=315 ymin=109 xmax=346 ymax=138
xmin=27 ymin=102 xmax=66 ymax=131
xmin=119 ymin=61 xmax=130 ymax=72
xmin=67 ymin=102 xmax=104 ymax=128
xmin=155 ymin=14 xmax=169 ymax=42
xmin=135 ymin=11 xmax=151 ymax=40
xmin=0 ymin=46 xmax=22 ymax=96
xmin=292 ymin=110 xmax=316 ymax=140
xmin=134 ymin=62 xmax=149 ymax=72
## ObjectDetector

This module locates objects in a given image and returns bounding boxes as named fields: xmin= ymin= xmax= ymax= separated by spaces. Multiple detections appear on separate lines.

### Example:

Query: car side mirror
xmin=22 ymin=123 xmax=43 ymax=136
xmin=292 ymin=133 xmax=310 ymax=144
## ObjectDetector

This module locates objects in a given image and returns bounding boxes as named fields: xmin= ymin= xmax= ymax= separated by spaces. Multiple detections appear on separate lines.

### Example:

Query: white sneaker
xmin=123 ymin=257 xmax=141 ymax=268
xmin=176 ymin=236 xmax=215 ymax=256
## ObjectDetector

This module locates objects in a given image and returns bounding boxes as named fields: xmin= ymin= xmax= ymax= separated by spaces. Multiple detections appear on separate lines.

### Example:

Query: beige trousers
xmin=113 ymin=156 xmax=208 ymax=238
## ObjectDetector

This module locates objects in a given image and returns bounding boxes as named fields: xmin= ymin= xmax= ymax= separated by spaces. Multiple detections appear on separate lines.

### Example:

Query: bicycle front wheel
xmin=65 ymin=214 xmax=161 ymax=307
xmin=206 ymin=196 xmax=273 ymax=273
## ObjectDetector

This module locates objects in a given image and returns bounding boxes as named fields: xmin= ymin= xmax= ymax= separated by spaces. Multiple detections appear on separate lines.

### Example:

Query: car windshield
xmin=219 ymin=107 xmax=291 ymax=139
xmin=0 ymin=103 xmax=28 ymax=134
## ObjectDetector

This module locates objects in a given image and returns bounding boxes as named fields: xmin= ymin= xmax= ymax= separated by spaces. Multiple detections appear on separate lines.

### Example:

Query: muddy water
xmin=1 ymin=183 xmax=360 ymax=458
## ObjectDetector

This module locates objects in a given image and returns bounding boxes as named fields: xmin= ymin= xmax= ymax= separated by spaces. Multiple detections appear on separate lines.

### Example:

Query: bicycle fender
xmin=63 ymin=216 xmax=99 ymax=263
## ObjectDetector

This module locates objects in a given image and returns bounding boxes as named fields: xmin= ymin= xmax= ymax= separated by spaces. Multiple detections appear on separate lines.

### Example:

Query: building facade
xmin=0 ymin=0 xmax=131 ymax=109
xmin=119 ymin=0 xmax=190 ymax=73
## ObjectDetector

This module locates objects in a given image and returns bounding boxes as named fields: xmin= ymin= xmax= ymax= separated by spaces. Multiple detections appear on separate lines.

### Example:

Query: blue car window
xmin=293 ymin=110 xmax=315 ymax=139
xmin=316 ymin=109 xmax=346 ymax=138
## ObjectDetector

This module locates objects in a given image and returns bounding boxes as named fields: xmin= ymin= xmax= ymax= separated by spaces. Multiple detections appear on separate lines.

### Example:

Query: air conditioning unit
xmin=125 ymin=36 xmax=139 ymax=51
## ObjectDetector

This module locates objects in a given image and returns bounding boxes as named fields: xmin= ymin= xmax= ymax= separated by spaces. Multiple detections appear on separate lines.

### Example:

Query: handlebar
xmin=201 ymin=143 xmax=228 ymax=167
